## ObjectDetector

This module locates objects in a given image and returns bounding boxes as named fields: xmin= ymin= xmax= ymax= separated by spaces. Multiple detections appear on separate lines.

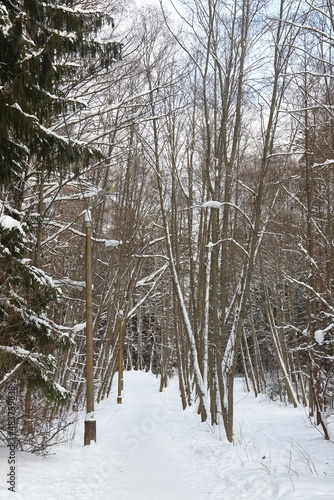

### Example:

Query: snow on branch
xmin=282 ymin=272 xmax=334 ymax=314
xmin=314 ymin=324 xmax=334 ymax=346
xmin=0 ymin=213 xmax=25 ymax=235
xmin=7 ymin=289 xmax=73 ymax=343
xmin=135 ymin=264 xmax=168 ymax=287
xmin=9 ymin=103 xmax=94 ymax=152
xmin=42 ymin=220 xmax=122 ymax=247
xmin=201 ymin=201 xmax=222 ymax=209
xmin=53 ymin=277 xmax=85 ymax=290
xmin=312 ymin=159 xmax=334 ymax=169
xmin=0 ymin=345 xmax=40 ymax=365
xmin=134 ymin=253 xmax=169 ymax=261
xmin=0 ymin=345 xmax=70 ymax=400
xmin=0 ymin=359 xmax=27 ymax=389
xmin=127 ymin=277 xmax=166 ymax=321
xmin=200 ymin=201 xmax=254 ymax=229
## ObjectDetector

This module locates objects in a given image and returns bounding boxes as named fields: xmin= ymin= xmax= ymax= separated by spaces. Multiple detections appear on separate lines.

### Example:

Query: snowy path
xmin=108 ymin=376 xmax=212 ymax=500
xmin=1 ymin=370 xmax=334 ymax=499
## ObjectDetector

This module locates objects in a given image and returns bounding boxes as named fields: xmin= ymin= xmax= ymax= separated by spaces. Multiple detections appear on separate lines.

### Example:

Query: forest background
xmin=1 ymin=0 xmax=334 ymax=453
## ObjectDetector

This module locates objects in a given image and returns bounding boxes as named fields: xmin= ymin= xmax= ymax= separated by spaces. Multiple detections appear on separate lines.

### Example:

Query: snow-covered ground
xmin=1 ymin=371 xmax=334 ymax=499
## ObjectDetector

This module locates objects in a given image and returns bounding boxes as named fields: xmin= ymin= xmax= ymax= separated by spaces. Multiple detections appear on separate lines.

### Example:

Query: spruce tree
xmin=0 ymin=0 xmax=120 ymax=422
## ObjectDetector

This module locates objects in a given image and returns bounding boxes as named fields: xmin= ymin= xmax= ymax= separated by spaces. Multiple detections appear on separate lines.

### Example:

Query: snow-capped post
xmin=84 ymin=208 xmax=96 ymax=445
xmin=117 ymin=311 xmax=125 ymax=404
xmin=83 ymin=185 xmax=118 ymax=444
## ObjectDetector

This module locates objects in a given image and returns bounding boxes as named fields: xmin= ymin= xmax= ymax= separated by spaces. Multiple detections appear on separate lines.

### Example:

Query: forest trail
xmin=1 ymin=371 xmax=334 ymax=500
xmin=107 ymin=372 xmax=212 ymax=500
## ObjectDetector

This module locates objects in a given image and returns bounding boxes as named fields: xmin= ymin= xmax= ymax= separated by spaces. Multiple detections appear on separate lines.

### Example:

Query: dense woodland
xmin=0 ymin=0 xmax=334 ymax=453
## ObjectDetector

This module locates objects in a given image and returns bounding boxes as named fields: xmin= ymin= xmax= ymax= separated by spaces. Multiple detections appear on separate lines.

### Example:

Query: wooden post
xmin=117 ymin=315 xmax=124 ymax=404
xmin=84 ymin=210 xmax=96 ymax=445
